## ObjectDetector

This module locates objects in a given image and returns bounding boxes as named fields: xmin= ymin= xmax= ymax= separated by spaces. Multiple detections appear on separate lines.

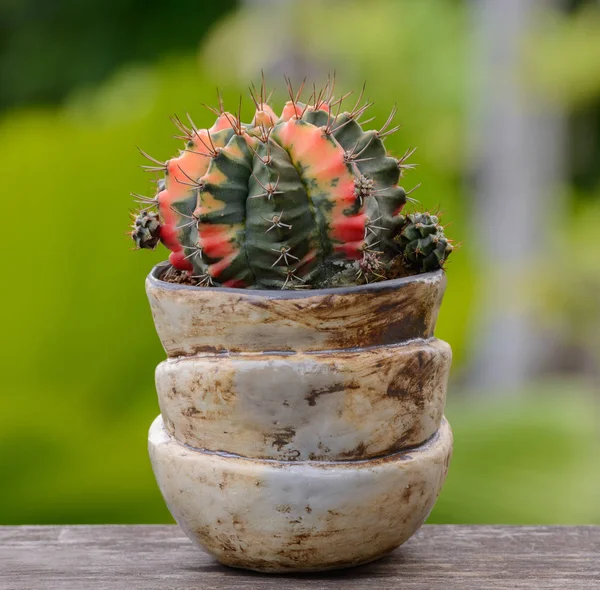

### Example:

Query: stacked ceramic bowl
xmin=147 ymin=263 xmax=452 ymax=572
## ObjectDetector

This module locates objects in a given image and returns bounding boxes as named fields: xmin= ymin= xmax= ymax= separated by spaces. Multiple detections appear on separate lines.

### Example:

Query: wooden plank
xmin=0 ymin=525 xmax=598 ymax=590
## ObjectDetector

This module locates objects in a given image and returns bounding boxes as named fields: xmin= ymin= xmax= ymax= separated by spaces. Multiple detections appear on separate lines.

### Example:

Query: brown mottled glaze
xmin=146 ymin=262 xmax=446 ymax=354
xmin=149 ymin=416 xmax=452 ymax=573
xmin=156 ymin=339 xmax=451 ymax=460
xmin=146 ymin=262 xmax=453 ymax=572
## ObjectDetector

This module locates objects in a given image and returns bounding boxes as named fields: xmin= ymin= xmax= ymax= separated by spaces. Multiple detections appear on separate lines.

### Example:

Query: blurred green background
xmin=1 ymin=0 xmax=599 ymax=526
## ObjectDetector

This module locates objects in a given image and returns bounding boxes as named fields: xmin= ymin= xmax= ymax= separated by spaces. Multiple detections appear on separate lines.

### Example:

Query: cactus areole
xmin=131 ymin=79 xmax=453 ymax=289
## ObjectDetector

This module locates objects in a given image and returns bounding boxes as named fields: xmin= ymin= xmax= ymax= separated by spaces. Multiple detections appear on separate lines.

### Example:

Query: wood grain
xmin=1 ymin=525 xmax=598 ymax=589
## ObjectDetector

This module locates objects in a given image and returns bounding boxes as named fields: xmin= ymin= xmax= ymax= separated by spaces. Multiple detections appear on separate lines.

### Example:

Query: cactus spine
xmin=132 ymin=78 xmax=452 ymax=288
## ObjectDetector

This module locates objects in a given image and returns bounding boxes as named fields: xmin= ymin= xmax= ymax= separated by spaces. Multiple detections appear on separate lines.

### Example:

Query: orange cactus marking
xmin=243 ymin=132 xmax=259 ymax=148
xmin=165 ymin=124 xmax=235 ymax=197
xmin=165 ymin=156 xmax=203 ymax=198
xmin=277 ymin=120 xmax=355 ymax=202
xmin=183 ymin=134 xmax=251 ymax=279
xmin=222 ymin=278 xmax=247 ymax=288
xmin=253 ymin=104 xmax=277 ymax=128
xmin=332 ymin=212 xmax=367 ymax=243
xmin=168 ymin=250 xmax=192 ymax=271
xmin=221 ymin=140 xmax=246 ymax=163
xmin=393 ymin=201 xmax=406 ymax=216
xmin=202 ymin=169 xmax=228 ymax=190
xmin=165 ymin=131 xmax=214 ymax=198
xmin=279 ymin=101 xmax=303 ymax=122
xmin=208 ymin=252 xmax=238 ymax=278
xmin=210 ymin=113 xmax=236 ymax=132
xmin=275 ymin=119 xmax=365 ymax=247
xmin=198 ymin=224 xmax=237 ymax=259
xmin=157 ymin=188 xmax=189 ymax=252
xmin=159 ymin=223 xmax=181 ymax=252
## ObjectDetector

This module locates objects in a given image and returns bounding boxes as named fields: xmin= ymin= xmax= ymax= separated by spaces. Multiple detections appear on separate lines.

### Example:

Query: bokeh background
xmin=1 ymin=0 xmax=599 ymax=525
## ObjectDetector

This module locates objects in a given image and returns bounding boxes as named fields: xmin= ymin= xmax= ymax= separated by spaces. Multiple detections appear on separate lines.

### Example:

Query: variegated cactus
xmin=132 ymin=78 xmax=451 ymax=288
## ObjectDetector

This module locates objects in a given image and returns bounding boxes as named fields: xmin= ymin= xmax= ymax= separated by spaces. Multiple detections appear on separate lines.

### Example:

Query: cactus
xmin=131 ymin=210 xmax=161 ymax=250
xmin=395 ymin=212 xmax=453 ymax=273
xmin=131 ymin=78 xmax=452 ymax=288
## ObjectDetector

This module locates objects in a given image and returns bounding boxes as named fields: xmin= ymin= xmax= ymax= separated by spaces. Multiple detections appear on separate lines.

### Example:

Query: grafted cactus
xmin=131 ymin=78 xmax=451 ymax=288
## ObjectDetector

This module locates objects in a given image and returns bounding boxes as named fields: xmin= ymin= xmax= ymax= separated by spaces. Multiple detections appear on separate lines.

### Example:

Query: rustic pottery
xmin=147 ymin=261 xmax=453 ymax=572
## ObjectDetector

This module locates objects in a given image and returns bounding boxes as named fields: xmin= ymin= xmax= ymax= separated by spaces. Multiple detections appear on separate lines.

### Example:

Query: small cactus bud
xmin=395 ymin=213 xmax=452 ymax=272
xmin=132 ymin=210 xmax=161 ymax=250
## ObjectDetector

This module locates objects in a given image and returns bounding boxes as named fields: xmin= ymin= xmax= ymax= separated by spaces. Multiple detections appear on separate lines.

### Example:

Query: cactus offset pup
xmin=131 ymin=78 xmax=453 ymax=289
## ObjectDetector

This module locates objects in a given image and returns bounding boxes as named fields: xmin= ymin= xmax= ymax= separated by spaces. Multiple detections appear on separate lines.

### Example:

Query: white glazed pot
xmin=146 ymin=262 xmax=452 ymax=572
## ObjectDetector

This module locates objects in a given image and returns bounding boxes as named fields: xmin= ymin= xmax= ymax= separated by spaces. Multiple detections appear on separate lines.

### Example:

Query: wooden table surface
xmin=1 ymin=525 xmax=598 ymax=589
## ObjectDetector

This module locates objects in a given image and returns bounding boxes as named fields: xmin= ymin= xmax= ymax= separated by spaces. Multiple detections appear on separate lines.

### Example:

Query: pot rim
xmin=148 ymin=261 xmax=444 ymax=300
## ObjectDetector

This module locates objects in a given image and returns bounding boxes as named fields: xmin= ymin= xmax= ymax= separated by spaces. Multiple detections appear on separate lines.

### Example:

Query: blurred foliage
xmin=524 ymin=1 xmax=600 ymax=190
xmin=0 ymin=0 xmax=235 ymax=111
xmin=1 ymin=0 xmax=599 ymax=526
xmin=435 ymin=386 xmax=600 ymax=525
xmin=524 ymin=2 xmax=600 ymax=109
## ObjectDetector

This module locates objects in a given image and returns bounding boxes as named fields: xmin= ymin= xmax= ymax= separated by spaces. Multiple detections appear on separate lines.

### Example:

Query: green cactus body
xmin=395 ymin=212 xmax=453 ymax=272
xmin=132 ymin=80 xmax=451 ymax=288
xmin=245 ymin=138 xmax=320 ymax=288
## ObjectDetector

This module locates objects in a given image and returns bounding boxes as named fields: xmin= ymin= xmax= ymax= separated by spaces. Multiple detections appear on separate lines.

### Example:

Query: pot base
xmin=148 ymin=415 xmax=452 ymax=573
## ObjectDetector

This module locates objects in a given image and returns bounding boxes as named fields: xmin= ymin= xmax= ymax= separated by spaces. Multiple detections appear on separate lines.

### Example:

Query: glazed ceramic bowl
xmin=149 ymin=415 xmax=452 ymax=572
xmin=146 ymin=263 xmax=452 ymax=571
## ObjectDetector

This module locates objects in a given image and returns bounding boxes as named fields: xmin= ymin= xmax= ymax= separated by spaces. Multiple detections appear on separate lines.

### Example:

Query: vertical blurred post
xmin=468 ymin=0 xmax=566 ymax=391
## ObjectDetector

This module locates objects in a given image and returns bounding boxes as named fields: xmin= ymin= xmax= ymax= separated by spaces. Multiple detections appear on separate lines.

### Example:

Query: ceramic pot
xmin=146 ymin=262 xmax=453 ymax=572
